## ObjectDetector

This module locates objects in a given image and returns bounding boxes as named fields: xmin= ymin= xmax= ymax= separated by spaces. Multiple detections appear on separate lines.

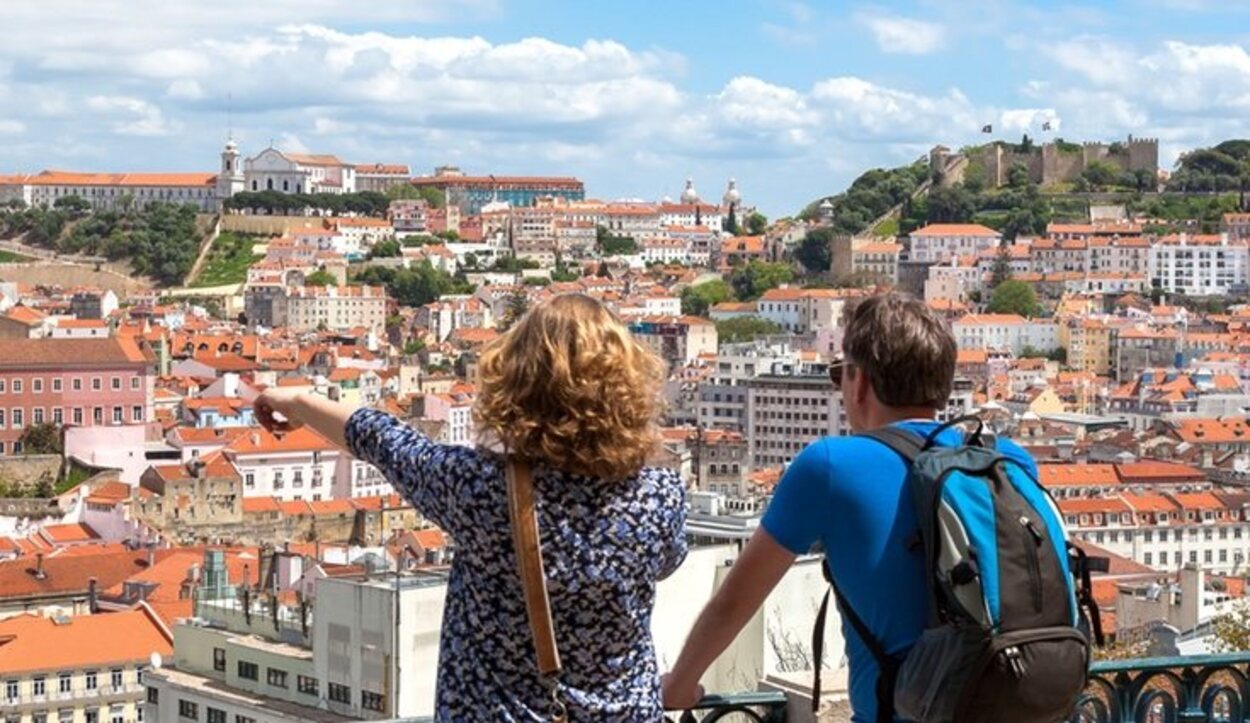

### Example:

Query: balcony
xmin=1075 ymin=652 xmax=1250 ymax=722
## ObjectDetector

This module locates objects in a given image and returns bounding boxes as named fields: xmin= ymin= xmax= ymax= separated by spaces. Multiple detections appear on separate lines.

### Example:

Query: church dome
xmin=680 ymin=177 xmax=699 ymax=204
xmin=723 ymin=178 xmax=741 ymax=206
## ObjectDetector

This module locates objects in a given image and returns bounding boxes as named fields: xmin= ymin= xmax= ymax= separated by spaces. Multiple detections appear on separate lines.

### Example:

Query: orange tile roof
xmin=413 ymin=528 xmax=448 ymax=551
xmin=40 ymin=523 xmax=99 ymax=544
xmin=1169 ymin=492 xmax=1225 ymax=511
xmin=910 ymin=223 xmax=1000 ymax=237
xmin=1174 ymin=418 xmax=1250 ymax=444
xmin=25 ymin=170 xmax=215 ymax=187
xmin=1121 ymin=493 xmax=1181 ymax=513
xmin=1038 ymin=464 xmax=1119 ymax=488
xmin=1058 ymin=497 xmax=1133 ymax=514
xmin=0 ymin=546 xmax=162 ymax=600
xmin=1116 ymin=461 xmax=1204 ymax=482
xmin=225 ymin=426 xmax=336 ymax=456
xmin=4 ymin=305 xmax=47 ymax=326
xmin=242 ymin=497 xmax=281 ymax=514
xmin=84 ymin=480 xmax=131 ymax=505
xmin=0 ymin=608 xmax=172 ymax=674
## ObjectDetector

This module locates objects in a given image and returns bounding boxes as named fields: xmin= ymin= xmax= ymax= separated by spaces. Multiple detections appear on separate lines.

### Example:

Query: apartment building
xmin=1149 ymin=233 xmax=1250 ymax=296
xmin=951 ymin=314 xmax=1058 ymax=356
xmin=0 ymin=337 xmax=156 ymax=455
xmin=628 ymin=316 xmax=718 ymax=368
xmin=851 ymin=241 xmax=901 ymax=283
xmin=223 ymin=428 xmax=343 ymax=503
xmin=144 ymin=560 xmax=447 ymax=721
xmin=906 ymin=223 xmax=1001 ymax=264
xmin=745 ymin=360 xmax=846 ymax=469
xmin=275 ymin=286 xmax=387 ymax=334
xmin=0 ymin=606 xmax=171 ymax=723
xmin=421 ymin=388 xmax=475 ymax=447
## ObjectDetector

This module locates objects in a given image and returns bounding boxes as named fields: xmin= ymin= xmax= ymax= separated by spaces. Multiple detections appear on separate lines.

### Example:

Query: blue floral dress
xmin=345 ymin=408 xmax=689 ymax=721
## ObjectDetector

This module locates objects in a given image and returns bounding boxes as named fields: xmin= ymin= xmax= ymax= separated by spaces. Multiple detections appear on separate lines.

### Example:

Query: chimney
xmin=87 ymin=577 xmax=98 ymax=613
xmin=146 ymin=544 xmax=155 ymax=568
xmin=34 ymin=552 xmax=46 ymax=580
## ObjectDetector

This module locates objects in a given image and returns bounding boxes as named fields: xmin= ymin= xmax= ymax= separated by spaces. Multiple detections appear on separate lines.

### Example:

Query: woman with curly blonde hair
xmin=254 ymin=293 xmax=688 ymax=721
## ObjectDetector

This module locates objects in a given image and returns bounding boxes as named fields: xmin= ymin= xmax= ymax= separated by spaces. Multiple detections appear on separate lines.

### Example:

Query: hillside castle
xmin=931 ymin=136 xmax=1159 ymax=189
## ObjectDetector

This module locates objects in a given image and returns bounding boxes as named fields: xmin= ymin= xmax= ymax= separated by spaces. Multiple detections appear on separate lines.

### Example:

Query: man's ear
xmin=852 ymin=366 xmax=872 ymax=406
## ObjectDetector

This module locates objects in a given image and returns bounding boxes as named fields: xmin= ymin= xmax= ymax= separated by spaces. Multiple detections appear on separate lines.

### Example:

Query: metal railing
xmin=1074 ymin=653 xmax=1250 ymax=722
xmin=385 ymin=692 xmax=789 ymax=723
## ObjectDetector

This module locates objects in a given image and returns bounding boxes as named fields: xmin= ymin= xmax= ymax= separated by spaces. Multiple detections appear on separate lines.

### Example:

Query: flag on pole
xmin=1042 ymin=121 xmax=1052 ymax=131
xmin=981 ymin=124 xmax=993 ymax=133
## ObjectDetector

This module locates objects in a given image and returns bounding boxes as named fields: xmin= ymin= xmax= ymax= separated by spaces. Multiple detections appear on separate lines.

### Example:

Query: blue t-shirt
xmin=761 ymin=421 xmax=1038 ymax=723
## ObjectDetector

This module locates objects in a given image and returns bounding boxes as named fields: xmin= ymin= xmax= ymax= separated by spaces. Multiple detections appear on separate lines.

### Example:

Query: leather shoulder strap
xmin=506 ymin=460 xmax=562 ymax=677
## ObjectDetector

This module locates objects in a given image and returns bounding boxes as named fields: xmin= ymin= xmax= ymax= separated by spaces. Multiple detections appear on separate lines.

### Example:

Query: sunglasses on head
xmin=829 ymin=353 xmax=851 ymax=391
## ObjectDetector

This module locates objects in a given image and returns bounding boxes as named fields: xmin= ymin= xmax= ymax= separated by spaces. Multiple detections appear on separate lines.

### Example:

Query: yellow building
xmin=1064 ymin=318 xmax=1116 ymax=376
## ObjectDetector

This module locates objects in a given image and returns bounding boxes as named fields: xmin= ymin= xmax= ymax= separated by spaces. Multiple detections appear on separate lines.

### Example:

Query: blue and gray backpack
xmin=811 ymin=417 xmax=1104 ymax=723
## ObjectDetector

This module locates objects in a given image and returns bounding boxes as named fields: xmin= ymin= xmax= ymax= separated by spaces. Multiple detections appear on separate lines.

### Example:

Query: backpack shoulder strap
xmin=860 ymin=425 xmax=925 ymax=463
xmin=812 ymin=563 xmax=899 ymax=723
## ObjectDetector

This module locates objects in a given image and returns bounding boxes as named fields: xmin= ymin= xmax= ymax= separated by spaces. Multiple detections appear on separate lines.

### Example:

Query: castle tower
xmin=217 ymin=137 xmax=245 ymax=201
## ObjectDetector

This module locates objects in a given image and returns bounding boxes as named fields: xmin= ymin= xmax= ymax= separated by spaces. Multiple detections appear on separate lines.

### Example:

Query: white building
xmin=952 ymin=314 xmax=1058 ymax=356
xmin=275 ymin=285 xmax=387 ymax=334
xmin=852 ymin=241 xmax=901 ymax=283
xmin=244 ymin=148 xmax=357 ymax=195
xmin=422 ymin=390 xmax=475 ymax=447
xmin=907 ymin=223 xmax=1002 ymax=264
xmin=640 ymin=236 xmax=691 ymax=265
xmin=224 ymin=428 xmax=343 ymax=502
xmin=2 ymin=170 xmax=220 ymax=212
xmin=1149 ymin=233 xmax=1250 ymax=296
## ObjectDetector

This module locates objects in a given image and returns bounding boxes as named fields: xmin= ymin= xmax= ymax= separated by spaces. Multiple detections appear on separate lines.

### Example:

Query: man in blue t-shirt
xmin=662 ymin=292 xmax=1038 ymax=722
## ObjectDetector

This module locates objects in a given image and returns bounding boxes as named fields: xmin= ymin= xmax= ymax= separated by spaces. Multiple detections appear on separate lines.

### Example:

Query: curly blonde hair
xmin=473 ymin=293 xmax=664 ymax=481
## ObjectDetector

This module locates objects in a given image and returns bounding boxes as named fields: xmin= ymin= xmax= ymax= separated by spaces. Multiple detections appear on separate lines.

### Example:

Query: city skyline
xmin=4 ymin=0 xmax=1250 ymax=214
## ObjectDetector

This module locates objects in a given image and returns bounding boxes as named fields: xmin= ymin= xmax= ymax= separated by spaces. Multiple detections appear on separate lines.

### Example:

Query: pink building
xmin=0 ymin=337 xmax=156 ymax=455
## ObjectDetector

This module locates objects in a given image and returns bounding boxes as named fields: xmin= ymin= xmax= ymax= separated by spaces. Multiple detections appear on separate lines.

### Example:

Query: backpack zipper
xmin=1019 ymin=515 xmax=1043 ymax=613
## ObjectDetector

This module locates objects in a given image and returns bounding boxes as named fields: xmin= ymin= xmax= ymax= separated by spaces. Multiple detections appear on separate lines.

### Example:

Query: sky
xmin=3 ymin=0 xmax=1250 ymax=216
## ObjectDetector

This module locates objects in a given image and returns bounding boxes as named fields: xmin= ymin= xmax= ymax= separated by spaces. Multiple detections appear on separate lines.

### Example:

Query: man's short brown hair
xmin=840 ymin=292 xmax=957 ymax=408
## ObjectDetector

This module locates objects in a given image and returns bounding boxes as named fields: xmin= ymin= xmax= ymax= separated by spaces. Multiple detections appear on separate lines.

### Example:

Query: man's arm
xmin=661 ymin=527 xmax=797 ymax=709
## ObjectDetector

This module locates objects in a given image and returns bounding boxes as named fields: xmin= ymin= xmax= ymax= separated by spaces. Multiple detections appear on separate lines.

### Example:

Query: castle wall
xmin=1042 ymin=146 xmax=1086 ymax=186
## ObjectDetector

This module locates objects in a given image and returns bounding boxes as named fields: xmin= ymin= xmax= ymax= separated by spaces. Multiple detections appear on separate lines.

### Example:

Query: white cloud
xmin=166 ymin=79 xmax=205 ymax=100
xmin=0 ymin=120 xmax=25 ymax=134
xmin=999 ymin=108 xmax=1061 ymax=133
xmin=1042 ymin=36 xmax=1138 ymax=85
xmin=857 ymin=14 xmax=946 ymax=55
xmin=86 ymin=96 xmax=178 ymax=136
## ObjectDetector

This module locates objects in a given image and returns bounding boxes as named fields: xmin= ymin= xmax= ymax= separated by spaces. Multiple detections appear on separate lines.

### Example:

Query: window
xmin=52 ymin=378 xmax=61 ymax=393
xmin=1145 ymin=552 xmax=1153 ymax=565
xmin=33 ymin=379 xmax=43 ymax=393
xmin=34 ymin=676 xmax=46 ymax=696
xmin=73 ymin=408 xmax=83 ymax=425
xmin=0 ymin=409 xmax=4 ymax=428
xmin=266 ymin=668 xmax=287 ymax=688
xmin=33 ymin=408 xmax=44 ymax=424
xmin=112 ymin=407 xmax=123 ymax=424
xmin=244 ymin=473 xmax=254 ymax=488
xmin=1205 ymin=528 xmax=1214 ymax=541
xmin=297 ymin=675 xmax=318 ymax=695
xmin=111 ymin=377 xmax=121 ymax=391
xmin=207 ymin=709 xmax=226 ymax=723
xmin=237 ymin=661 xmax=258 ymax=681
xmin=92 ymin=378 xmax=101 ymax=391
xmin=86 ymin=670 xmax=97 ymax=690
xmin=34 ymin=714 xmax=46 ymax=723
xmin=12 ymin=409 xmax=22 ymax=427
xmin=110 ymin=669 xmax=122 ymax=690
xmin=1205 ymin=550 xmax=1214 ymax=563
xmin=52 ymin=408 xmax=62 ymax=424
xmin=11 ymin=380 xmax=20 ymax=393
xmin=1221 ymin=549 xmax=1229 ymax=563
xmin=147 ymin=686 xmax=159 ymax=703
xmin=86 ymin=712 xmax=98 ymax=723
xmin=131 ymin=376 xmax=140 ymax=390
xmin=93 ymin=407 xmax=102 ymax=425
xmin=328 ymin=682 xmax=351 ymax=704
xmin=72 ymin=378 xmax=82 ymax=392
xmin=1160 ymin=551 xmax=1169 ymax=565
xmin=178 ymin=700 xmax=199 ymax=719
xmin=362 ymin=690 xmax=386 ymax=712
xmin=235 ymin=717 xmax=256 ymax=723
xmin=1191 ymin=551 xmax=1199 ymax=563
xmin=59 ymin=672 xmax=71 ymax=693
xmin=213 ymin=648 xmax=226 ymax=672
xmin=58 ymin=711 xmax=71 ymax=723
xmin=132 ymin=406 xmax=143 ymax=422
xmin=0 ymin=379 xmax=5 ymax=393
xmin=5 ymin=679 xmax=15 ymax=700
xmin=1145 ymin=530 xmax=1154 ymax=543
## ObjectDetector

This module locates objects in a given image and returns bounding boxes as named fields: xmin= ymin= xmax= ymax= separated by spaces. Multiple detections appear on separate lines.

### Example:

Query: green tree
xmin=33 ymin=473 xmax=54 ymax=498
xmin=499 ymin=292 xmax=530 ymax=331
xmin=596 ymin=225 xmax=639 ymax=255
xmin=53 ymin=195 xmax=92 ymax=217
xmin=795 ymin=228 xmax=834 ymax=273
xmin=305 ymin=269 xmax=338 ymax=286
xmin=926 ymin=186 xmax=976 ymax=223
xmin=18 ymin=423 xmax=62 ymax=455
xmin=1082 ymin=160 xmax=1120 ymax=190
xmin=987 ymin=279 xmax=1041 ymax=317
xmin=403 ymin=339 xmax=426 ymax=355
xmin=352 ymin=261 xmax=472 ymax=308
xmin=725 ymin=208 xmax=739 ymax=235
xmin=747 ymin=211 xmax=768 ymax=236
xmin=1007 ymin=162 xmax=1031 ymax=189
xmin=680 ymin=280 xmax=732 ymax=316
xmin=730 ymin=261 xmax=794 ymax=300
xmin=715 ymin=315 xmax=783 ymax=343
xmin=369 ymin=239 xmax=402 ymax=258
xmin=990 ymin=246 xmax=1014 ymax=288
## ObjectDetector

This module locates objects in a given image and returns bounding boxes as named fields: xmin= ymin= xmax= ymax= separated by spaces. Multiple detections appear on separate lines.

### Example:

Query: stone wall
xmin=1042 ymin=145 xmax=1086 ymax=185
xmin=0 ymin=261 xmax=149 ymax=294
xmin=221 ymin=214 xmax=326 ymax=236
xmin=0 ymin=454 xmax=62 ymax=494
